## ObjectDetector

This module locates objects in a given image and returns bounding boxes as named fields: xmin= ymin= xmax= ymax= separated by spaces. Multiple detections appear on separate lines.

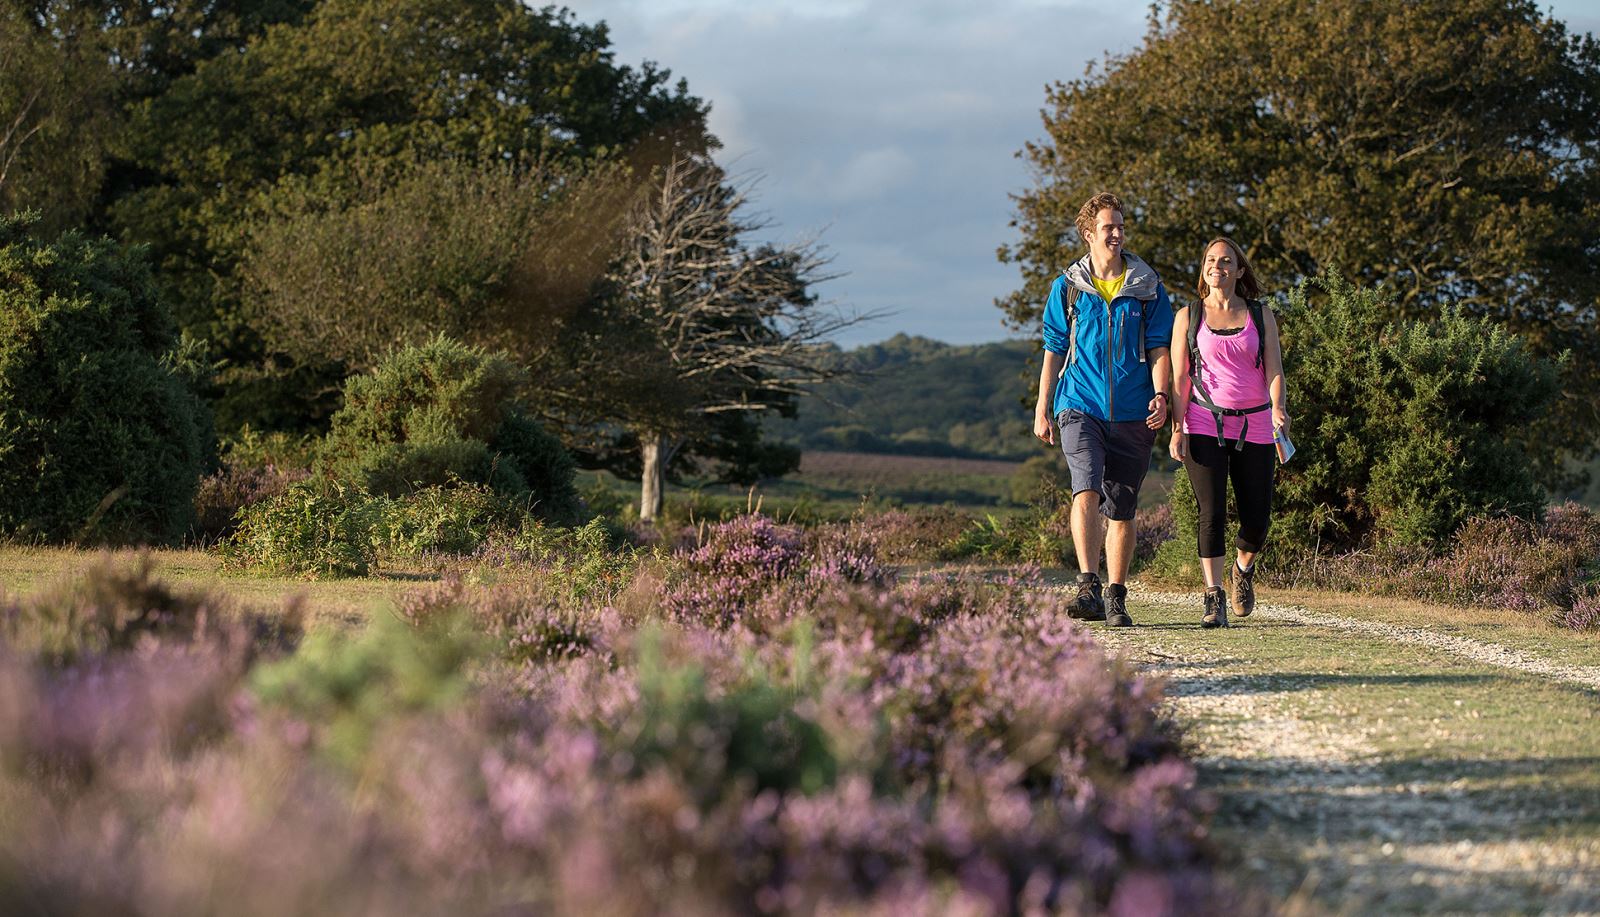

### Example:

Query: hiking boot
xmin=1201 ymin=586 xmax=1229 ymax=629
xmin=1070 ymin=572 xmax=1105 ymax=621
xmin=1105 ymin=583 xmax=1133 ymax=627
xmin=1231 ymin=562 xmax=1256 ymax=618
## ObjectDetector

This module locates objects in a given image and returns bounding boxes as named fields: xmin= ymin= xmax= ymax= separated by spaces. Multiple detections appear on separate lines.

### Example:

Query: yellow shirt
xmin=1091 ymin=271 xmax=1126 ymax=304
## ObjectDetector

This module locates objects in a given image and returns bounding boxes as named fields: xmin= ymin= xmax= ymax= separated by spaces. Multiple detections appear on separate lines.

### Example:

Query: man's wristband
xmin=1153 ymin=391 xmax=1170 ymax=406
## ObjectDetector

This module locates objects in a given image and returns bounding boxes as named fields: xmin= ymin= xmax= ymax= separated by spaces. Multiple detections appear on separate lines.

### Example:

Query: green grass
xmin=0 ymin=545 xmax=420 ymax=630
xmin=1081 ymin=590 xmax=1600 ymax=914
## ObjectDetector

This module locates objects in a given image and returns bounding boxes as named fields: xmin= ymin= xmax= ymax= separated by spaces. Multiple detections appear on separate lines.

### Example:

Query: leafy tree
xmin=0 ymin=0 xmax=710 ymax=432
xmin=0 ymin=3 xmax=119 ymax=233
xmin=586 ymin=158 xmax=860 ymax=522
xmin=1002 ymin=0 xmax=1600 ymax=475
xmin=0 ymin=213 xmax=207 ymax=543
xmin=236 ymin=152 xmax=640 ymax=422
xmin=111 ymin=0 xmax=708 ymax=320
xmin=317 ymin=336 xmax=580 ymax=523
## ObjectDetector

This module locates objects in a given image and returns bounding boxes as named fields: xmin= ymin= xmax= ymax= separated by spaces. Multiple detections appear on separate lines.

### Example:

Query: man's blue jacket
xmin=1042 ymin=251 xmax=1174 ymax=423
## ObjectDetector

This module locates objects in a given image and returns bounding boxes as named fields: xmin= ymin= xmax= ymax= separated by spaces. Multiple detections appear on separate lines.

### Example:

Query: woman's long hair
xmin=1195 ymin=236 xmax=1261 ymax=300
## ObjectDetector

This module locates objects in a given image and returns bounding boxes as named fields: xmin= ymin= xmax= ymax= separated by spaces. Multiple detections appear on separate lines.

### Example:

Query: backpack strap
xmin=1248 ymin=298 xmax=1266 ymax=370
xmin=1188 ymin=301 xmax=1271 ymax=450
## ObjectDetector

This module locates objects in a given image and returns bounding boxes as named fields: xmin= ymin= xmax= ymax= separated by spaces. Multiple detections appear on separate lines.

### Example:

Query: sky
xmin=566 ymin=0 xmax=1600 ymax=348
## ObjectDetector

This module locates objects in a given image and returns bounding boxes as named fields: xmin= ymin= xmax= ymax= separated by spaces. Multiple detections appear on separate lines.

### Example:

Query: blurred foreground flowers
xmin=0 ymin=518 xmax=1258 ymax=915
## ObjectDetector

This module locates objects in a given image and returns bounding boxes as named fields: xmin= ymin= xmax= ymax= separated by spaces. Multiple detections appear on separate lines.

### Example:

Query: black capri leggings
xmin=1184 ymin=434 xmax=1276 ymax=558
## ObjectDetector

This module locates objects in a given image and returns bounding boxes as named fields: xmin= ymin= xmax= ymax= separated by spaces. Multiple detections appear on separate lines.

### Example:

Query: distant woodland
xmin=767 ymin=335 xmax=1040 ymax=461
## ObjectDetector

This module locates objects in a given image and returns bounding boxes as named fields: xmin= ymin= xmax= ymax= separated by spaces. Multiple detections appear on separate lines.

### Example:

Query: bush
xmin=1275 ymin=271 xmax=1560 ymax=554
xmin=0 ymin=537 xmax=1259 ymax=914
xmin=223 ymin=480 xmax=386 ymax=578
xmin=1279 ymin=502 xmax=1600 ymax=631
xmin=318 ymin=336 xmax=580 ymax=522
xmin=0 ymin=214 xmax=208 ymax=543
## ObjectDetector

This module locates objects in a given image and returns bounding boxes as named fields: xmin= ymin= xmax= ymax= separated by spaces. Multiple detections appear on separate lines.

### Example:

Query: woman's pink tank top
xmin=1182 ymin=309 xmax=1274 ymax=445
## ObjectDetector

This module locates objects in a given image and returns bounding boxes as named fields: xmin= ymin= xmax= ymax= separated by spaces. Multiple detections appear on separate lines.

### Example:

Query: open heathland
xmin=3 ymin=539 xmax=1598 ymax=914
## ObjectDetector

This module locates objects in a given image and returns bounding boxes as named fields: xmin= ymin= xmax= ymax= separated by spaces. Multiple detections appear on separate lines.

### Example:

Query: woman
xmin=1169 ymin=237 xmax=1288 ymax=628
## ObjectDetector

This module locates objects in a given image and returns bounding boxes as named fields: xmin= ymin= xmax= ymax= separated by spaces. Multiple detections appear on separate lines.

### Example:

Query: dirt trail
xmin=1064 ymin=585 xmax=1600 ymax=915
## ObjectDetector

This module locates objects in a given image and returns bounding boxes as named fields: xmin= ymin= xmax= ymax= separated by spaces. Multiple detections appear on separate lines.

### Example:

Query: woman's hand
xmin=1170 ymin=430 xmax=1187 ymax=463
xmin=1272 ymin=406 xmax=1290 ymax=437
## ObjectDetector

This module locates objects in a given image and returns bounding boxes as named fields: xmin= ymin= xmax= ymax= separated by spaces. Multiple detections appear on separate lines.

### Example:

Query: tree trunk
xmin=640 ymin=432 xmax=665 ymax=523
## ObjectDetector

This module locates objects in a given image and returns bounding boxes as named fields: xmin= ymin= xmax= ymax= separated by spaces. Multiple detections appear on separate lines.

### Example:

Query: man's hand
xmin=1145 ymin=393 xmax=1169 ymax=430
xmin=1034 ymin=408 xmax=1055 ymax=446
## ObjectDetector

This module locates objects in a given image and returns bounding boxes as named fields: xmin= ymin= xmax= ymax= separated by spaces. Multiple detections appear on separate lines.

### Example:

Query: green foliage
xmin=92 ymin=0 xmax=709 ymax=431
xmin=0 ymin=5 xmax=119 ymax=233
xmin=1147 ymin=472 xmax=1202 ymax=583
xmin=379 ymin=482 xmax=522 ymax=557
xmin=770 ymin=335 xmax=1040 ymax=460
xmin=239 ymin=155 xmax=635 ymax=376
xmin=508 ymin=518 xmax=638 ymax=604
xmin=1273 ymin=272 xmax=1559 ymax=553
xmin=0 ymin=215 xmax=208 ymax=544
xmin=1003 ymin=0 xmax=1600 ymax=473
xmin=223 ymin=480 xmax=385 ymax=578
xmin=220 ymin=426 xmax=319 ymax=473
xmin=318 ymin=336 xmax=580 ymax=522
xmin=1010 ymin=454 xmax=1072 ymax=505
xmin=618 ymin=628 xmax=838 ymax=803
xmin=250 ymin=610 xmax=480 ymax=770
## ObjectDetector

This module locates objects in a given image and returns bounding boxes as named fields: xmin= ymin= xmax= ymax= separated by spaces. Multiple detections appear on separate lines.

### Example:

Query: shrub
xmin=222 ymin=480 xmax=385 ymax=578
xmin=1275 ymin=271 xmax=1559 ymax=554
xmin=192 ymin=462 xmax=311 ymax=545
xmin=0 ymin=539 xmax=1258 ymax=915
xmin=379 ymin=481 xmax=525 ymax=557
xmin=0 ymin=214 xmax=208 ymax=543
xmin=1279 ymin=502 xmax=1600 ymax=631
xmin=318 ymin=336 xmax=580 ymax=522
xmin=663 ymin=515 xmax=806 ymax=626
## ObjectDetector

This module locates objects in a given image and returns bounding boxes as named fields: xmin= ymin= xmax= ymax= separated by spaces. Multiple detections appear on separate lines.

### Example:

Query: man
xmin=1033 ymin=191 xmax=1173 ymax=626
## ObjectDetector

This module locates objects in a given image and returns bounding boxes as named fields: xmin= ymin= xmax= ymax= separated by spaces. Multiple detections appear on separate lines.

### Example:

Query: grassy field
xmin=585 ymin=449 xmax=1176 ymax=520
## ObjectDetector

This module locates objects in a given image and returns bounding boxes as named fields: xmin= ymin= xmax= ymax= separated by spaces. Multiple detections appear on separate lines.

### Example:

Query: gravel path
xmin=1029 ymin=579 xmax=1600 ymax=913
xmin=1127 ymin=587 xmax=1600 ymax=693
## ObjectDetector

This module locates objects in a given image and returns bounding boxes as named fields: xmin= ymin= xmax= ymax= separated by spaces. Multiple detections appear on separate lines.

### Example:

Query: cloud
xmin=577 ymin=0 xmax=1600 ymax=338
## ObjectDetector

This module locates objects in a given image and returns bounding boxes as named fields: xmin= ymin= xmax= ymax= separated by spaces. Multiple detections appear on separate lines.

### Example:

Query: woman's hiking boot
xmin=1231 ymin=562 xmax=1256 ymax=618
xmin=1104 ymin=582 xmax=1133 ymax=627
xmin=1201 ymin=586 xmax=1229 ymax=629
xmin=1070 ymin=572 xmax=1105 ymax=621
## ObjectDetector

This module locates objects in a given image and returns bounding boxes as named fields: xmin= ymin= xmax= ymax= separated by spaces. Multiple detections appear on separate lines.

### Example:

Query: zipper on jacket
xmin=1106 ymin=299 xmax=1115 ymax=421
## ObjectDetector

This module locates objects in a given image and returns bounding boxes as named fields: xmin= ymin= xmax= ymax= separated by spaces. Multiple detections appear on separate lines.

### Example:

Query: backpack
xmin=1186 ymin=298 xmax=1271 ymax=450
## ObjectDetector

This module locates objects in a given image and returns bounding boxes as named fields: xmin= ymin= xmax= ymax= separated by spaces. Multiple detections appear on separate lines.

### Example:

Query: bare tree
xmin=607 ymin=157 xmax=872 ymax=522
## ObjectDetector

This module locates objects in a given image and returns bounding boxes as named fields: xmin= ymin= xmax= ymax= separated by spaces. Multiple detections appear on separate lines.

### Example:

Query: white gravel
xmin=1125 ymin=587 xmax=1600 ymax=693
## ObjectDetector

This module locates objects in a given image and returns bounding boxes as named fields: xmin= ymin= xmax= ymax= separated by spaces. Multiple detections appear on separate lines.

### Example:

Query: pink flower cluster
xmin=0 ymin=544 xmax=1261 ymax=915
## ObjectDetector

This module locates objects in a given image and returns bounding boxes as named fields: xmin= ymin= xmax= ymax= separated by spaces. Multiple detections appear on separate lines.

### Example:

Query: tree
xmin=0 ymin=213 xmax=207 ymax=543
xmin=592 ymin=158 xmax=865 ymax=522
xmin=1002 ymin=0 xmax=1600 ymax=476
xmin=239 ymin=155 xmax=616 ymax=368
xmin=0 ymin=3 xmax=119 ymax=234
xmin=1 ymin=0 xmax=713 ymax=432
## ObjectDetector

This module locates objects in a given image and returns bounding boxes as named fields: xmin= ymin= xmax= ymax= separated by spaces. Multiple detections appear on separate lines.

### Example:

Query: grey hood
xmin=1062 ymin=250 xmax=1163 ymax=301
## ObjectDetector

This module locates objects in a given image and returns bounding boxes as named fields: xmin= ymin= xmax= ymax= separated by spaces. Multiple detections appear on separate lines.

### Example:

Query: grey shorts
xmin=1056 ymin=409 xmax=1157 ymax=521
